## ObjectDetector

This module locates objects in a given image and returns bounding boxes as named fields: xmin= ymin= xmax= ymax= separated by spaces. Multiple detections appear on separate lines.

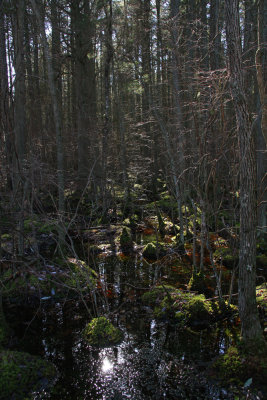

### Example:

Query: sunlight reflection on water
xmin=101 ymin=357 xmax=113 ymax=373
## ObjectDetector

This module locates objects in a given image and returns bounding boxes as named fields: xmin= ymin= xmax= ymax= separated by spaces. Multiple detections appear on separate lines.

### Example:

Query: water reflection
xmin=101 ymin=356 xmax=113 ymax=373
xmin=7 ymin=253 xmax=243 ymax=400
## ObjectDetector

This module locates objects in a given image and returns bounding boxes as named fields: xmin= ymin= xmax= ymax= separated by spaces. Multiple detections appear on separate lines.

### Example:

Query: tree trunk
xmin=255 ymin=0 xmax=267 ymax=147
xmin=225 ymin=0 xmax=264 ymax=342
xmin=0 ymin=1 xmax=12 ymax=189
xmin=30 ymin=0 xmax=65 ymax=218
xmin=12 ymin=0 xmax=26 ymax=170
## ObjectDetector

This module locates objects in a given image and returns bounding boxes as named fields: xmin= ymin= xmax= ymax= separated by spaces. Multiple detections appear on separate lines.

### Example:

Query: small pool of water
xmin=3 ymin=255 xmax=250 ymax=399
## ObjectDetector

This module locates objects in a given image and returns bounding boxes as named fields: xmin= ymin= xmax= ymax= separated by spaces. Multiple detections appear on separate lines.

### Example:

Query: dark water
xmin=4 ymin=254 xmax=246 ymax=399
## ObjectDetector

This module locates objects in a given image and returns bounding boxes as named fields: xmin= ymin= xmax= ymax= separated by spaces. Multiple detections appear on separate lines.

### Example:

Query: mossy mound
xmin=141 ymin=285 xmax=176 ymax=306
xmin=143 ymin=287 xmax=235 ymax=329
xmin=188 ymin=271 xmax=206 ymax=294
xmin=213 ymin=341 xmax=267 ymax=387
xmin=213 ymin=247 xmax=238 ymax=269
xmin=142 ymin=241 xmax=166 ymax=260
xmin=120 ymin=227 xmax=133 ymax=253
xmin=156 ymin=292 xmax=213 ymax=327
xmin=1 ymin=258 xmax=97 ymax=300
xmin=83 ymin=316 xmax=123 ymax=347
xmin=62 ymin=258 xmax=97 ymax=291
xmin=0 ymin=350 xmax=57 ymax=399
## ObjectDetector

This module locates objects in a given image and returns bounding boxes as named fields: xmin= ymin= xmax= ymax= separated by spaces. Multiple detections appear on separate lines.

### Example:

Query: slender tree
xmin=225 ymin=0 xmax=264 ymax=343
xmin=30 ymin=0 xmax=65 ymax=218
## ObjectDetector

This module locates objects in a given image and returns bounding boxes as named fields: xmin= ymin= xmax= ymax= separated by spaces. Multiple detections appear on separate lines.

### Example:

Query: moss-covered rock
xmin=143 ymin=242 xmax=157 ymax=259
xmin=141 ymin=285 xmax=176 ymax=306
xmin=83 ymin=316 xmax=123 ymax=347
xmin=1 ymin=258 xmax=97 ymax=300
xmin=142 ymin=241 xmax=166 ymax=260
xmin=120 ymin=227 xmax=133 ymax=253
xmin=213 ymin=340 xmax=267 ymax=387
xmin=186 ymin=295 xmax=213 ymax=325
xmin=59 ymin=258 xmax=97 ymax=292
xmin=213 ymin=247 xmax=238 ymax=269
xmin=143 ymin=286 xmax=235 ymax=329
xmin=213 ymin=346 xmax=245 ymax=385
xmin=188 ymin=271 xmax=206 ymax=294
xmin=0 ymin=350 xmax=56 ymax=399
xmin=157 ymin=212 xmax=165 ymax=237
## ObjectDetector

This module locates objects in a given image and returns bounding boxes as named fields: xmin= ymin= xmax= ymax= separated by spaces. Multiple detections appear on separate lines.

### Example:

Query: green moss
xmin=1 ymin=234 xmax=11 ymax=240
xmin=157 ymin=212 xmax=165 ymax=236
xmin=0 ymin=350 xmax=56 ymax=399
xmin=188 ymin=271 xmax=206 ymax=294
xmin=186 ymin=295 xmax=212 ymax=324
xmin=213 ymin=247 xmax=238 ymax=269
xmin=83 ymin=316 xmax=123 ymax=347
xmin=143 ymin=242 xmax=157 ymax=259
xmin=23 ymin=216 xmax=60 ymax=235
xmin=142 ymin=241 xmax=166 ymax=260
xmin=213 ymin=341 xmax=267 ymax=386
xmin=120 ymin=227 xmax=133 ymax=253
xmin=145 ymin=288 xmax=233 ymax=328
xmin=213 ymin=346 xmax=245 ymax=385
xmin=62 ymin=258 xmax=97 ymax=291
xmin=141 ymin=285 xmax=176 ymax=306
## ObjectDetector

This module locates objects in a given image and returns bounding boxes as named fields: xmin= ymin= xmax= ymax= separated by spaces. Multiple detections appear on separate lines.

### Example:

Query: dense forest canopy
xmin=0 ymin=0 xmax=267 ymax=398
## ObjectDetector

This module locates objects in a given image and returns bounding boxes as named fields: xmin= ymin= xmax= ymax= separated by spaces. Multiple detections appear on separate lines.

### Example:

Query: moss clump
xmin=146 ymin=289 xmax=231 ymax=328
xmin=141 ymin=285 xmax=176 ymax=306
xmin=62 ymin=258 xmax=97 ymax=292
xmin=186 ymin=295 xmax=213 ymax=325
xmin=188 ymin=271 xmax=206 ymax=294
xmin=0 ymin=350 xmax=56 ymax=399
xmin=256 ymin=283 xmax=267 ymax=307
xmin=213 ymin=247 xmax=238 ymax=269
xmin=83 ymin=316 xmax=122 ymax=347
xmin=157 ymin=212 xmax=165 ymax=236
xmin=143 ymin=242 xmax=157 ymax=259
xmin=213 ymin=340 xmax=267 ymax=386
xmin=142 ymin=241 xmax=166 ymax=260
xmin=213 ymin=346 xmax=245 ymax=385
xmin=120 ymin=227 xmax=133 ymax=253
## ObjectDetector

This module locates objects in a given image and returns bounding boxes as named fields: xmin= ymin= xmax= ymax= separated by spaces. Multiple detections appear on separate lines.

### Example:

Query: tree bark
xmin=255 ymin=0 xmax=267 ymax=147
xmin=12 ymin=0 xmax=26 ymax=170
xmin=30 ymin=0 xmax=65 ymax=217
xmin=225 ymin=0 xmax=264 ymax=342
xmin=0 ymin=1 xmax=12 ymax=189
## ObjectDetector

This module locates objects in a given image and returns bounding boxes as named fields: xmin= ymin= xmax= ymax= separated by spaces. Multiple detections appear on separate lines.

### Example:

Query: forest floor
xmin=0 ymin=184 xmax=267 ymax=399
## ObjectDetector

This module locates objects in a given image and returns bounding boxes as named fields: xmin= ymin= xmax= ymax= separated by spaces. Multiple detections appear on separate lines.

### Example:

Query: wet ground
xmin=3 ymin=252 xmax=264 ymax=399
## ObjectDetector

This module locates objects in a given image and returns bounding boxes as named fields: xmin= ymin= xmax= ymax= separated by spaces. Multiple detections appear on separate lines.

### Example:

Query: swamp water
xmin=3 ymin=254 xmax=252 ymax=399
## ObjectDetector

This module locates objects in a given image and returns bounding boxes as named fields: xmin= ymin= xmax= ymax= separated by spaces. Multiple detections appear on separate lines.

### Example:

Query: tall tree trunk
xmin=13 ymin=0 xmax=26 ymax=171
xmin=72 ymin=1 xmax=96 ymax=188
xmin=225 ymin=0 xmax=264 ymax=343
xmin=30 ymin=0 xmax=65 ymax=218
xmin=0 ymin=1 xmax=12 ymax=189
xmin=101 ymin=0 xmax=113 ymax=204
xmin=209 ymin=0 xmax=222 ymax=70
xmin=255 ymin=0 xmax=267 ymax=147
